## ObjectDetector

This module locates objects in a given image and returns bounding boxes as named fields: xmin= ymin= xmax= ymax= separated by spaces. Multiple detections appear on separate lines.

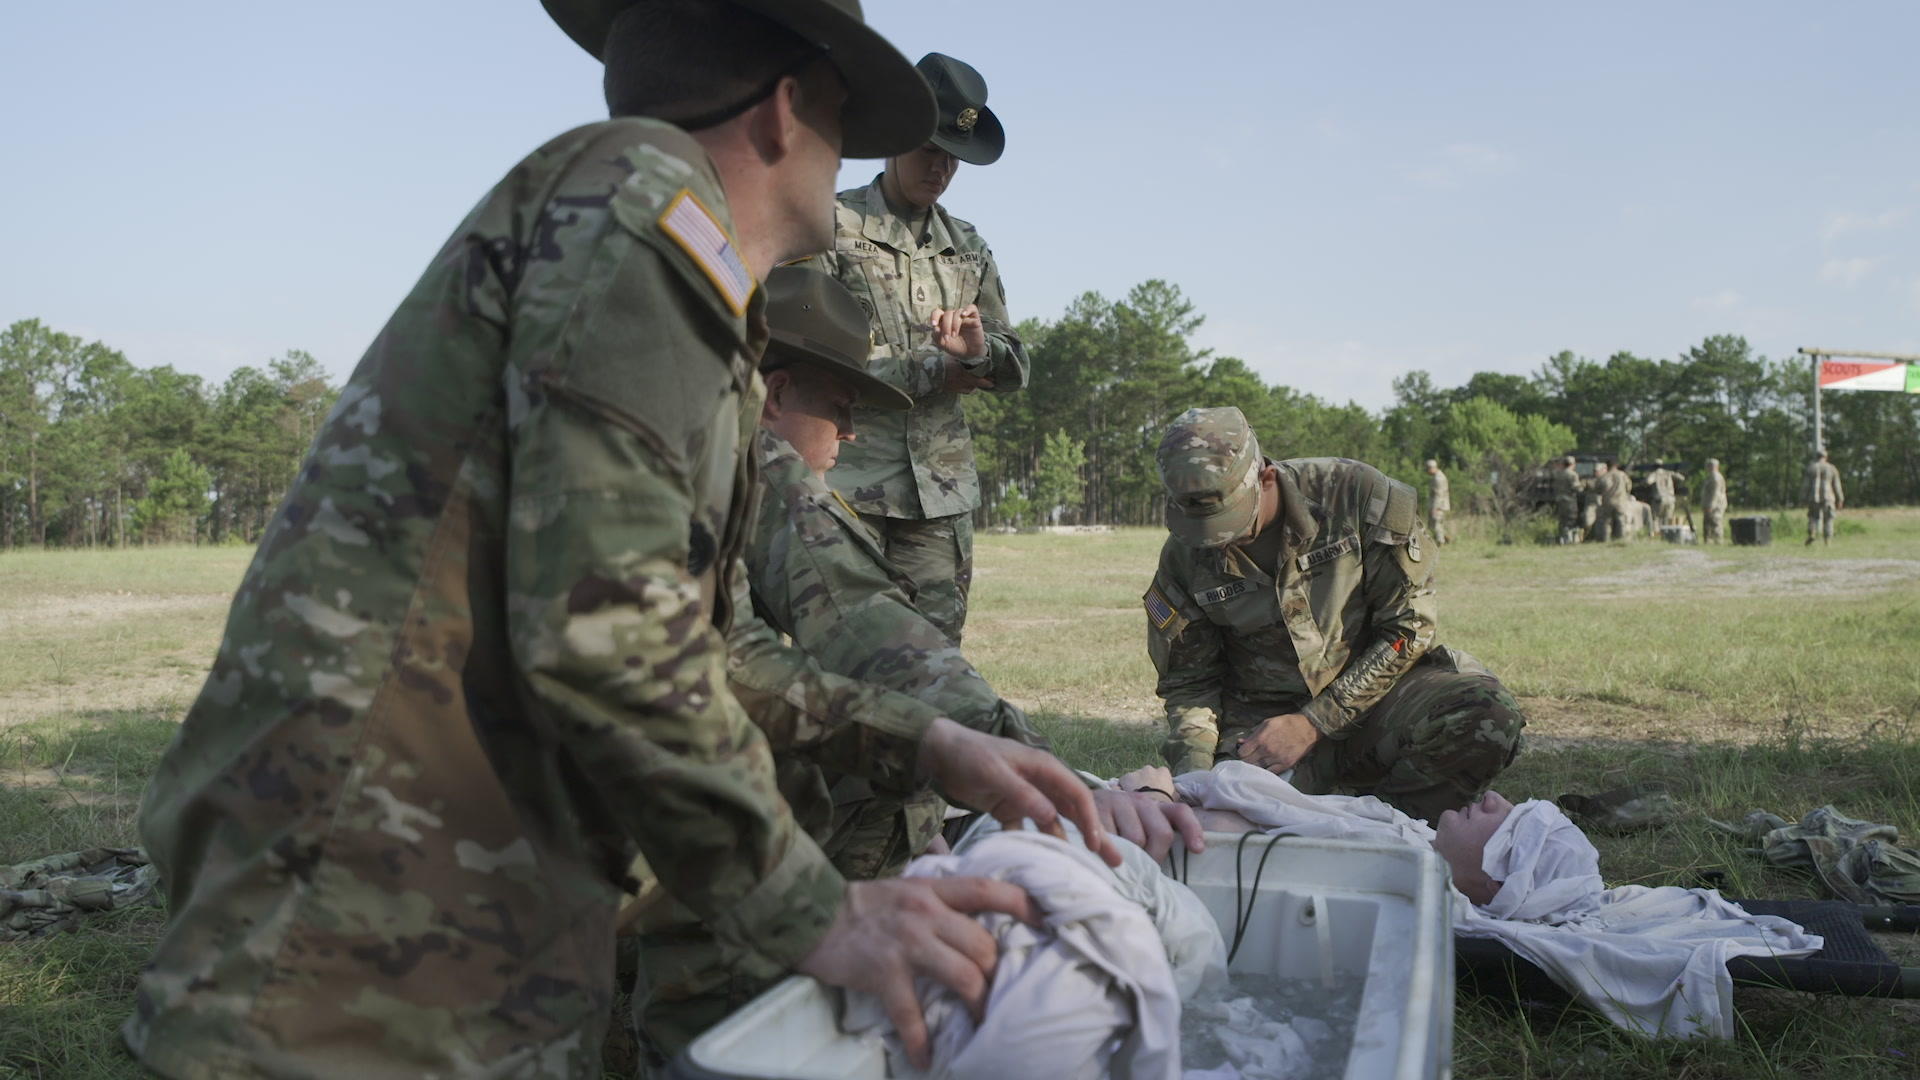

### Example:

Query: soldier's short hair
xmin=603 ymin=0 xmax=822 ymax=126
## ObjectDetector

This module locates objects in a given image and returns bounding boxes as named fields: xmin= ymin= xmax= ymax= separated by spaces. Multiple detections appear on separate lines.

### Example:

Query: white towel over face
xmin=1176 ymin=762 xmax=1823 ymax=1038
xmin=842 ymin=828 xmax=1194 ymax=1080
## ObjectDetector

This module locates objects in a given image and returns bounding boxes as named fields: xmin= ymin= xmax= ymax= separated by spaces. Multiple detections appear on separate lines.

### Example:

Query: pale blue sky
xmin=4 ymin=1 xmax=1916 ymax=409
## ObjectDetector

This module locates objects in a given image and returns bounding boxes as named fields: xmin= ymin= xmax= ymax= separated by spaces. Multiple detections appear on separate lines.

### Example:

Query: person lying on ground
xmin=1116 ymin=762 xmax=1822 ymax=1038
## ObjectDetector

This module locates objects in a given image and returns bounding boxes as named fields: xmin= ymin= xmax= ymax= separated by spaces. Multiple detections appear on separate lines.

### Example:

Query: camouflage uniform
xmin=1551 ymin=460 xmax=1582 ymax=544
xmin=1647 ymin=466 xmax=1679 ymax=527
xmin=124 ymin=120 xmax=892 ymax=1080
xmin=1425 ymin=465 xmax=1451 ymax=545
xmin=1598 ymin=467 xmax=1634 ymax=541
xmin=1146 ymin=412 xmax=1524 ymax=824
xmin=1699 ymin=461 xmax=1728 ymax=543
xmin=1806 ymin=457 xmax=1844 ymax=543
xmin=817 ymin=179 xmax=1030 ymax=643
xmin=632 ymin=430 xmax=1056 ymax=1058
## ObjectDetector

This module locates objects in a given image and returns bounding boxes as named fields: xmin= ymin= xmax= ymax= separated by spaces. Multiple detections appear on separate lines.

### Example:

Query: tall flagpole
xmin=1811 ymin=353 xmax=1822 ymax=453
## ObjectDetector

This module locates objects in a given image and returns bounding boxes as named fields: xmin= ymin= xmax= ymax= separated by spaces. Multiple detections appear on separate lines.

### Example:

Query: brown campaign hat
xmin=1157 ymin=407 xmax=1264 ymax=548
xmin=917 ymin=53 xmax=1004 ymax=166
xmin=542 ymin=0 xmax=935 ymax=159
xmin=762 ymin=266 xmax=910 ymax=410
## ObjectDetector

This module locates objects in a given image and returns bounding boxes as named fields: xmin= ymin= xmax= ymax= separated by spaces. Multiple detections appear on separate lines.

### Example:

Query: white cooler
xmin=674 ymin=834 xmax=1454 ymax=1080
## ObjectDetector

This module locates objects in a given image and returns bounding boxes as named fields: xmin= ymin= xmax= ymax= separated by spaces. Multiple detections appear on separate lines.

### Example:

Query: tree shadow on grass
xmin=1 ymin=707 xmax=182 ymax=864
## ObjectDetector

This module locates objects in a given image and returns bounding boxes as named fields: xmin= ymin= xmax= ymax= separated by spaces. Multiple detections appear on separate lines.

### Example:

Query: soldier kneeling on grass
xmin=1143 ymin=407 xmax=1527 ymax=824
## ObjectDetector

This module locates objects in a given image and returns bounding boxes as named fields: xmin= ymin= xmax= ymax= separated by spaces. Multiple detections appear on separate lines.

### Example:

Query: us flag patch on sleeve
xmin=1144 ymin=585 xmax=1178 ymax=630
xmin=659 ymin=189 xmax=754 ymax=317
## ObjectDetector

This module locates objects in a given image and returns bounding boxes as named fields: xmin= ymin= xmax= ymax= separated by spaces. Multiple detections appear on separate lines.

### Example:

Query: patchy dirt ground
xmin=0 ymin=591 xmax=225 ymax=633
xmin=1573 ymin=550 xmax=1920 ymax=597
xmin=0 ymin=590 xmax=223 ymax=729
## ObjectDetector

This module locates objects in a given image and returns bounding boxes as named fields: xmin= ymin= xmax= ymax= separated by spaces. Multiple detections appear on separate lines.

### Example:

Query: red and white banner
xmin=1819 ymin=360 xmax=1920 ymax=393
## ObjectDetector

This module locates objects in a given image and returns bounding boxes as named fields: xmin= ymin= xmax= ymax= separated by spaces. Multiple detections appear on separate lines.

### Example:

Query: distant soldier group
xmin=1531 ymin=450 xmax=1842 ymax=547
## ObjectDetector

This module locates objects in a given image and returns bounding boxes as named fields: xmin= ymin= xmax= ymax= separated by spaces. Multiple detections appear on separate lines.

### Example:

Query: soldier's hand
xmin=930 ymin=304 xmax=988 ymax=361
xmin=939 ymin=356 xmax=994 ymax=395
xmin=795 ymin=875 xmax=1038 ymax=1069
xmin=1115 ymin=764 xmax=1178 ymax=795
xmin=1092 ymin=788 xmax=1206 ymax=861
xmin=918 ymin=717 xmax=1119 ymax=867
xmin=1237 ymin=712 xmax=1321 ymax=774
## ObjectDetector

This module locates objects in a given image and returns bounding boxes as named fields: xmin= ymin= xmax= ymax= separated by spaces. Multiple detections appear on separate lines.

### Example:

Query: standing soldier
xmin=1646 ymin=461 xmax=1678 ymax=527
xmin=1581 ymin=462 xmax=1603 ymax=540
xmin=121 ymin=4 xmax=1106 ymax=1075
xmin=1145 ymin=408 xmax=1526 ymax=823
xmin=1805 ymin=450 xmax=1845 ymax=545
xmin=1552 ymin=455 xmax=1583 ymax=544
xmin=1598 ymin=459 xmax=1635 ymax=541
xmin=1424 ymin=458 xmax=1451 ymax=545
xmin=820 ymin=52 xmax=1025 ymax=644
xmin=1699 ymin=458 xmax=1729 ymax=543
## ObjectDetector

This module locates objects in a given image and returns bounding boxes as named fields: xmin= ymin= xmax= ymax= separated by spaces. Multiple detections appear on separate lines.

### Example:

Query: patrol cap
xmin=1706 ymin=457 xmax=1720 ymax=467
xmin=1424 ymin=459 xmax=1439 ymax=469
xmin=1561 ymin=456 xmax=1576 ymax=467
xmin=917 ymin=53 xmax=1004 ymax=166
xmin=1156 ymin=407 xmax=1264 ymax=549
xmin=761 ymin=266 xmax=910 ymax=410
xmin=543 ymin=0 xmax=936 ymax=159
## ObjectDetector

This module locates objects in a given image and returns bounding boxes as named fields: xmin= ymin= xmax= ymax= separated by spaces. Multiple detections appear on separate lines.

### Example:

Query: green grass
xmin=5 ymin=517 xmax=1920 ymax=1078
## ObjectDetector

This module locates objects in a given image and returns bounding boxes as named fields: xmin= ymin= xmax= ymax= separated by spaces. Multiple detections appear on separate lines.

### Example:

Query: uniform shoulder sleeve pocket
xmin=1369 ymin=476 xmax=1417 ymax=535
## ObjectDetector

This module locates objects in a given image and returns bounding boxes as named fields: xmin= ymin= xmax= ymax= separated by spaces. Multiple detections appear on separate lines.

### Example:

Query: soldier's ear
xmin=761 ymin=369 xmax=794 ymax=420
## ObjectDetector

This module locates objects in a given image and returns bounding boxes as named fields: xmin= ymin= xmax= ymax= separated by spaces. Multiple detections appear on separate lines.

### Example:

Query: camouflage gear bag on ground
xmin=1 ymin=847 xmax=157 ymax=941
xmin=1712 ymin=806 xmax=1920 ymax=905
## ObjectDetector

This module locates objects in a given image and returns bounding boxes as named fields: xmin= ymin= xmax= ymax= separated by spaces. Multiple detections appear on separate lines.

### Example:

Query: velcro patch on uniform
xmin=1145 ymin=585 xmax=1179 ymax=629
xmin=1380 ymin=478 xmax=1417 ymax=535
xmin=1295 ymin=535 xmax=1358 ymax=572
xmin=659 ymin=189 xmax=753 ymax=317
xmin=1193 ymin=580 xmax=1249 ymax=606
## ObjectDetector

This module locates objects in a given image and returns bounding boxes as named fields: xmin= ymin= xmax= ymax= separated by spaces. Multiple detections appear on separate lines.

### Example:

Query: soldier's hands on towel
xmin=1238 ymin=712 xmax=1322 ymax=774
xmin=919 ymin=717 xmax=1120 ymax=866
xmin=796 ymin=875 xmax=1040 ymax=1070
xmin=1091 ymin=788 xmax=1205 ymax=861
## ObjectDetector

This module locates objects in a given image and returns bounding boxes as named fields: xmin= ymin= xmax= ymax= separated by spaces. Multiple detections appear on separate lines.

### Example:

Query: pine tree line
xmin=968 ymin=281 xmax=1920 ymax=526
xmin=4 ymin=292 xmax=1915 ymax=548
xmin=0 ymin=319 xmax=337 ymax=548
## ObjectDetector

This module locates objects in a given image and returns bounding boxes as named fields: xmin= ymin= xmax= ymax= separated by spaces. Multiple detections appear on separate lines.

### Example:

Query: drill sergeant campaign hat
xmin=917 ymin=52 xmax=1005 ymax=165
xmin=762 ymin=266 xmax=912 ymax=410
xmin=542 ymin=0 xmax=936 ymax=159
xmin=1157 ymin=407 xmax=1264 ymax=549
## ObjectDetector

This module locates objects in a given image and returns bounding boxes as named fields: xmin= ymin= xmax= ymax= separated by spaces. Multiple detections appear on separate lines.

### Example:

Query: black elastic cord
xmin=1227 ymin=831 xmax=1281 ymax=966
xmin=672 ymin=51 xmax=818 ymax=132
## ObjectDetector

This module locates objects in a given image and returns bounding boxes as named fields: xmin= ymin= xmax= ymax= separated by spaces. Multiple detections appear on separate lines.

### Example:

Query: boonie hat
xmin=762 ymin=267 xmax=910 ymax=410
xmin=542 ymin=0 xmax=935 ymax=159
xmin=917 ymin=53 xmax=1004 ymax=166
xmin=1157 ymin=407 xmax=1264 ymax=549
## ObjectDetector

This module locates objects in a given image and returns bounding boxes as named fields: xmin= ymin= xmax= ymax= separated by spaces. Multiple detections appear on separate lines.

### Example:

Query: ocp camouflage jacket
xmin=1145 ymin=458 xmax=1438 ymax=773
xmin=816 ymin=179 xmax=1028 ymax=519
xmin=742 ymin=431 xmax=1045 ymax=751
xmin=126 ymin=119 xmax=877 ymax=1079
